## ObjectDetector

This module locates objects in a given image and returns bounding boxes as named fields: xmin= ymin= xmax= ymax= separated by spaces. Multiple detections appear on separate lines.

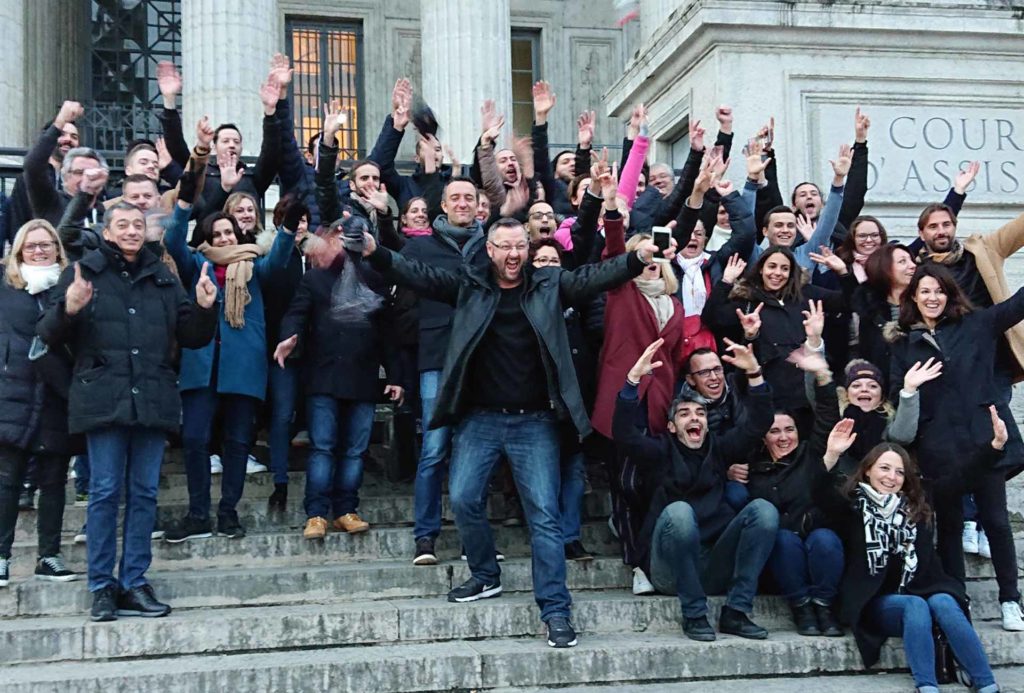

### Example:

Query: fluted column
xmin=182 ymin=0 xmax=279 ymax=155
xmin=22 ymin=1 xmax=89 ymax=142
xmin=0 ymin=0 xmax=27 ymax=149
xmin=421 ymin=0 xmax=513 ymax=160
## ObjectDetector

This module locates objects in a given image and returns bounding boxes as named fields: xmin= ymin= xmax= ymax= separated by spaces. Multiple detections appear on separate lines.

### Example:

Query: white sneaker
xmin=978 ymin=529 xmax=991 ymax=559
xmin=962 ymin=521 xmax=979 ymax=554
xmin=73 ymin=526 xmax=87 ymax=544
xmin=246 ymin=455 xmax=268 ymax=474
xmin=1001 ymin=601 xmax=1024 ymax=631
xmin=632 ymin=566 xmax=656 ymax=595
xmin=210 ymin=454 xmax=223 ymax=474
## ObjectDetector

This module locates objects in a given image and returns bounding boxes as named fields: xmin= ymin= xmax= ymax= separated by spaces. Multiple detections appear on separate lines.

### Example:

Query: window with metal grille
xmin=286 ymin=19 xmax=363 ymax=161
xmin=87 ymin=0 xmax=181 ymax=153
xmin=510 ymin=31 xmax=540 ymax=136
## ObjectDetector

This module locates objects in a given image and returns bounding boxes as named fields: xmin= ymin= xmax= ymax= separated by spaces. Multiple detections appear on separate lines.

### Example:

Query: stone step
xmin=1 ymin=624 xmax=1019 ymax=693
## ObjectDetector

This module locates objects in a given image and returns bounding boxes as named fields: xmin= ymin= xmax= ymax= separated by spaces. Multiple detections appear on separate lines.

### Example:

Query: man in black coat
xmin=38 ymin=202 xmax=218 ymax=623
xmin=358 ymin=216 xmax=661 ymax=649
xmin=613 ymin=340 xmax=778 ymax=643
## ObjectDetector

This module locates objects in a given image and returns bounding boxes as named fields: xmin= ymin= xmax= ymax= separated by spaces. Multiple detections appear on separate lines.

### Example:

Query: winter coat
xmin=0 ymin=268 xmax=79 ymax=455
xmin=887 ymin=286 xmax=1024 ymax=477
xmin=37 ymin=242 xmax=217 ymax=434
xmin=164 ymin=204 xmax=294 ymax=401
xmin=366 ymin=244 xmax=647 ymax=435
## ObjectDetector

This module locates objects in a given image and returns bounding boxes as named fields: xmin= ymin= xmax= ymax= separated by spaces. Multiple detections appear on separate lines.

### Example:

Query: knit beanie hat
xmin=844 ymin=359 xmax=884 ymax=390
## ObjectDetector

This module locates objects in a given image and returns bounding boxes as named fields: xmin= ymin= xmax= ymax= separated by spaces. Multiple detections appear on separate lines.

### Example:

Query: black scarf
xmin=842 ymin=404 xmax=889 ymax=461
xmin=856 ymin=484 xmax=918 ymax=591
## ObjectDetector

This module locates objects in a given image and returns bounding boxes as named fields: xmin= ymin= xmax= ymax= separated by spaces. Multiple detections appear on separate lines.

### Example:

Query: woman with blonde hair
xmin=0 ymin=220 xmax=81 ymax=587
xmin=223 ymin=191 xmax=264 ymax=244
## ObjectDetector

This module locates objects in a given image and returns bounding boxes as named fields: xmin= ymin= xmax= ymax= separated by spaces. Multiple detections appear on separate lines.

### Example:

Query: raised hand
xmin=384 ymin=385 xmax=405 ymax=406
xmin=735 ymin=302 xmax=763 ymax=340
xmin=688 ymin=118 xmax=705 ymax=151
xmin=830 ymin=143 xmax=853 ymax=181
xmin=795 ymin=213 xmax=815 ymax=242
xmin=954 ymin=161 xmax=981 ymax=195
xmin=745 ymin=139 xmax=770 ymax=180
xmin=716 ymin=105 xmax=734 ymax=134
xmin=444 ymin=145 xmax=460 ymax=170
xmin=786 ymin=345 xmax=830 ymax=375
xmin=80 ymin=168 xmax=109 ymax=196
xmin=55 ymin=101 xmax=84 ymax=129
xmin=577 ymin=110 xmax=596 ymax=148
xmin=274 ymin=335 xmax=298 ymax=368
xmin=709 ymin=146 xmax=729 ymax=178
xmin=824 ymin=418 xmax=858 ymax=468
xmin=218 ymin=152 xmax=242 ymax=192
xmin=363 ymin=183 xmax=390 ymax=212
xmin=802 ymin=299 xmax=825 ymax=345
xmin=720 ymin=337 xmax=760 ymax=373
xmin=65 ymin=263 xmax=94 ymax=316
xmin=269 ymin=53 xmax=293 ymax=98
xmin=991 ymin=405 xmax=1009 ymax=450
xmin=417 ymin=136 xmax=440 ymax=173
xmin=323 ymin=99 xmax=347 ymax=143
xmin=195 ymin=115 xmax=215 ymax=150
xmin=713 ymin=178 xmax=734 ymax=197
xmin=155 ymin=137 xmax=172 ymax=170
xmin=392 ymin=78 xmax=412 ymax=130
xmin=156 ymin=62 xmax=182 ymax=106
xmin=854 ymin=107 xmax=871 ymax=144
xmin=902 ymin=357 xmax=943 ymax=394
xmin=600 ymin=158 xmax=619 ymax=208
xmin=259 ymin=76 xmax=280 ymax=116
xmin=627 ymin=338 xmax=665 ymax=383
xmin=757 ymin=116 xmax=776 ymax=150
xmin=480 ymin=100 xmax=505 ymax=146
xmin=628 ymin=103 xmax=646 ymax=139
xmin=808 ymin=245 xmax=847 ymax=275
xmin=195 ymin=262 xmax=217 ymax=309
xmin=722 ymin=253 xmax=746 ymax=284
xmin=532 ymin=81 xmax=557 ymax=124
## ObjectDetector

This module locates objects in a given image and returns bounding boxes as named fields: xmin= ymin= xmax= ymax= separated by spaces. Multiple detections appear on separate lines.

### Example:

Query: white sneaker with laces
xmin=962 ymin=521 xmax=979 ymax=554
xmin=632 ymin=566 xmax=656 ymax=595
xmin=246 ymin=455 xmax=268 ymax=474
xmin=1001 ymin=601 xmax=1024 ymax=631
xmin=210 ymin=454 xmax=223 ymax=474
xmin=977 ymin=529 xmax=991 ymax=559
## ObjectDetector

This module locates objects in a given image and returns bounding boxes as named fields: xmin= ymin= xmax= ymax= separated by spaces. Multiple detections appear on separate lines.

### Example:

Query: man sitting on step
xmin=612 ymin=338 xmax=778 ymax=642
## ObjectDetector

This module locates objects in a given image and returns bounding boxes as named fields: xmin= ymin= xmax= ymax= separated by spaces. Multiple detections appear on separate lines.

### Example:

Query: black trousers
xmin=0 ymin=445 xmax=69 ymax=559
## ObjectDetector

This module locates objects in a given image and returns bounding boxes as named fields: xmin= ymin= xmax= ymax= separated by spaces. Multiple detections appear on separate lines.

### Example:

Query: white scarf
xmin=676 ymin=252 xmax=710 ymax=316
xmin=634 ymin=278 xmax=674 ymax=331
xmin=706 ymin=225 xmax=732 ymax=252
xmin=20 ymin=263 xmax=62 ymax=295
xmin=856 ymin=483 xmax=918 ymax=590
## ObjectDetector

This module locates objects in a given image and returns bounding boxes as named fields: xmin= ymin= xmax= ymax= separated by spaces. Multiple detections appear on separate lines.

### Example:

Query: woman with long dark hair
xmin=889 ymin=262 xmax=1024 ymax=632
xmin=819 ymin=429 xmax=1002 ymax=693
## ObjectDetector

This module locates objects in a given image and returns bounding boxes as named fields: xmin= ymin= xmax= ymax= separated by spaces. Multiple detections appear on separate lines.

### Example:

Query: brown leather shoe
xmin=303 ymin=516 xmax=328 ymax=540
xmin=333 ymin=513 xmax=369 ymax=534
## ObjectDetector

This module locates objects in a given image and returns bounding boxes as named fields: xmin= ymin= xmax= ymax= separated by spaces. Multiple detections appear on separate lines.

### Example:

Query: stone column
xmin=640 ymin=0 xmax=681 ymax=43
xmin=22 ymin=0 xmax=89 ymax=144
xmin=421 ymin=0 xmax=513 ymax=161
xmin=0 ymin=0 xmax=26 ymax=150
xmin=181 ymin=0 xmax=280 ymax=155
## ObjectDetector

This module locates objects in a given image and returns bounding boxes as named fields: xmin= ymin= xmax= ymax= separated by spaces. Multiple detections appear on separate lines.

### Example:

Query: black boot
xmin=117 ymin=584 xmax=171 ymax=618
xmin=682 ymin=615 xmax=716 ymax=642
xmin=268 ymin=483 xmax=288 ymax=512
xmin=718 ymin=605 xmax=768 ymax=640
xmin=791 ymin=599 xmax=821 ymax=636
xmin=813 ymin=600 xmax=843 ymax=637
xmin=90 ymin=585 xmax=118 ymax=622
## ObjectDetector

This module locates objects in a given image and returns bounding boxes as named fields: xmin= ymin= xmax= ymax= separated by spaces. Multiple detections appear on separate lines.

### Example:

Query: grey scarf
xmin=432 ymin=215 xmax=483 ymax=255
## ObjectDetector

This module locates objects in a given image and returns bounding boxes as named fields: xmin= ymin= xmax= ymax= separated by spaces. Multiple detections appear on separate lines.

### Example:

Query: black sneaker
xmin=117 ymin=584 xmax=171 ymax=618
xmin=413 ymin=537 xmax=438 ymax=566
xmin=0 ymin=557 xmax=9 ymax=588
xmin=683 ymin=615 xmax=716 ymax=642
xmin=90 ymin=585 xmax=118 ymax=622
xmin=447 ymin=576 xmax=502 ymax=603
xmin=35 ymin=555 xmax=80 ymax=582
xmin=268 ymin=483 xmax=288 ymax=512
xmin=217 ymin=513 xmax=246 ymax=539
xmin=719 ymin=605 xmax=768 ymax=640
xmin=163 ymin=515 xmax=213 ymax=544
xmin=546 ymin=616 xmax=578 ymax=648
xmin=564 ymin=540 xmax=594 ymax=562
xmin=813 ymin=600 xmax=843 ymax=637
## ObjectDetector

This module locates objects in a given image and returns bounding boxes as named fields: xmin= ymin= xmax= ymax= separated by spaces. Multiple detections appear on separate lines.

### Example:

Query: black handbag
xmin=933 ymin=624 xmax=972 ymax=687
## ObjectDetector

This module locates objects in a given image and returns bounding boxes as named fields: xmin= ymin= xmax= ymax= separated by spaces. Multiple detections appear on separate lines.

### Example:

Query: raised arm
xmin=612 ymin=340 xmax=672 ymax=462
xmin=838 ymin=108 xmax=871 ymax=231
xmin=156 ymin=62 xmax=190 ymax=166
xmin=25 ymin=104 xmax=80 ymax=221
xmin=251 ymin=73 xmax=283 ymax=195
xmin=531 ymin=81 xmax=557 ymax=204
xmin=616 ymin=104 xmax=649 ymax=209
xmin=316 ymin=101 xmax=346 ymax=225
xmin=363 ymin=238 xmax=461 ymax=305
xmin=559 ymin=246 xmax=647 ymax=306
xmin=793 ymin=146 xmax=849 ymax=269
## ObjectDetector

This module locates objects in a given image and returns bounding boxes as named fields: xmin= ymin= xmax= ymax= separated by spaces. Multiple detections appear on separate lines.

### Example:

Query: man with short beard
xmin=359 ymin=216 xmax=661 ymax=649
xmin=613 ymin=339 xmax=778 ymax=642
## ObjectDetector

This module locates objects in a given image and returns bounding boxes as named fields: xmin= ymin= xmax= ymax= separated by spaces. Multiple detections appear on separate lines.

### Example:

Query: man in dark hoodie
xmin=613 ymin=338 xmax=777 ymax=642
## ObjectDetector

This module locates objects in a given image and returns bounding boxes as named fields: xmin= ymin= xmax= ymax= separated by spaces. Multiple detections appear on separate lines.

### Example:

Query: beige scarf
xmin=634 ymin=278 xmax=675 ymax=331
xmin=197 ymin=242 xmax=263 ymax=328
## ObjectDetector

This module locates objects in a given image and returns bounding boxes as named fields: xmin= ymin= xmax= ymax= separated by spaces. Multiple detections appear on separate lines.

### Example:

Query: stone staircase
xmin=2 ymin=448 xmax=1024 ymax=692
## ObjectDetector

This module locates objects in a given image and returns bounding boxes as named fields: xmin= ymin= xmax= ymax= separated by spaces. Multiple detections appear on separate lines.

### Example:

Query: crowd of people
xmin=0 ymin=51 xmax=1022 ymax=690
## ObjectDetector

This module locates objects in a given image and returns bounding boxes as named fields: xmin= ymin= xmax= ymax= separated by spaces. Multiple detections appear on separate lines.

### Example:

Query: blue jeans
xmin=74 ymin=454 xmax=90 ymax=496
xmin=303 ymin=396 xmax=376 ymax=519
xmin=866 ymin=593 xmax=997 ymax=693
xmin=268 ymin=361 xmax=300 ymax=485
xmin=85 ymin=426 xmax=165 ymax=592
xmin=723 ymin=481 xmax=748 ymax=511
xmin=449 ymin=410 xmax=570 ymax=622
xmin=767 ymin=528 xmax=843 ymax=605
xmin=413 ymin=370 xmax=452 ymax=541
xmin=649 ymin=499 xmax=779 ymax=619
xmin=560 ymin=450 xmax=585 ymax=543
xmin=181 ymin=387 xmax=258 ymax=520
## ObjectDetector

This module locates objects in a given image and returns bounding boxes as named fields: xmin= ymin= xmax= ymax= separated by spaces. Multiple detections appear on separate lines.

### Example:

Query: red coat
xmin=592 ymin=217 xmax=687 ymax=438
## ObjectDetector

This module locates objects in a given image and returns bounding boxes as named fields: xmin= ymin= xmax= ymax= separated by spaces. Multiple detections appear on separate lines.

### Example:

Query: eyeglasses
xmin=23 ymin=242 xmax=56 ymax=254
xmin=533 ymin=257 xmax=561 ymax=266
xmin=855 ymin=233 xmax=882 ymax=241
xmin=529 ymin=212 xmax=555 ymax=220
xmin=489 ymin=242 xmax=529 ymax=253
xmin=691 ymin=366 xmax=724 ymax=379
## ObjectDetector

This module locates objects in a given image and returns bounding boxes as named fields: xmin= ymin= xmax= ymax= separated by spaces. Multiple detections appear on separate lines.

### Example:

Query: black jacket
xmin=367 ymin=245 xmax=647 ymax=435
xmin=37 ymin=242 xmax=217 ymax=435
xmin=846 ymin=282 xmax=900 ymax=391
xmin=0 ymin=271 xmax=79 ymax=455
xmin=612 ymin=380 xmax=774 ymax=574
xmin=23 ymin=125 xmax=102 ymax=227
xmin=278 ymin=259 xmax=401 ymax=401
xmin=747 ymin=380 xmax=840 ymax=534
